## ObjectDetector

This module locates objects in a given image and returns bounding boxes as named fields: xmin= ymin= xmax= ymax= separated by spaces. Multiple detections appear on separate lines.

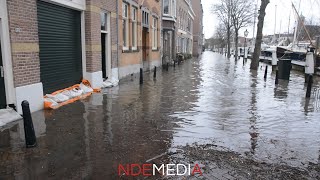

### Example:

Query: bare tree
xmin=212 ymin=0 xmax=232 ymax=58
xmin=215 ymin=24 xmax=228 ymax=53
xmin=230 ymin=0 xmax=254 ymax=61
xmin=250 ymin=0 xmax=270 ymax=70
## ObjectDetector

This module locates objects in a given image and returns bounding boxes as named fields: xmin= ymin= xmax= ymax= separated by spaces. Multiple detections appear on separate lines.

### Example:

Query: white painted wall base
xmin=111 ymin=68 xmax=119 ymax=81
xmin=119 ymin=64 xmax=141 ymax=79
xmin=15 ymin=83 xmax=44 ymax=114
xmin=143 ymin=59 xmax=161 ymax=71
xmin=149 ymin=59 xmax=161 ymax=69
xmin=0 ymin=0 xmax=16 ymax=106
xmin=84 ymin=71 xmax=103 ymax=89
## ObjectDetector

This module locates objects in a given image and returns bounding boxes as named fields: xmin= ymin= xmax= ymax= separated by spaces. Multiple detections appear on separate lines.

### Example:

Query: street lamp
xmin=244 ymin=29 xmax=249 ymax=60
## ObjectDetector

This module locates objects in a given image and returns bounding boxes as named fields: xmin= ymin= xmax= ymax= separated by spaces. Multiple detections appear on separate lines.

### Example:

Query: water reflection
xmin=170 ymin=52 xmax=320 ymax=168
xmin=274 ymin=80 xmax=289 ymax=100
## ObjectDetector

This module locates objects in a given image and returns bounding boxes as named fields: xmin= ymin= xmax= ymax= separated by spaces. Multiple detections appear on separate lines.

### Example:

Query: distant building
xmin=176 ymin=0 xmax=195 ymax=55
xmin=191 ymin=0 xmax=204 ymax=57
xmin=162 ymin=0 xmax=177 ymax=64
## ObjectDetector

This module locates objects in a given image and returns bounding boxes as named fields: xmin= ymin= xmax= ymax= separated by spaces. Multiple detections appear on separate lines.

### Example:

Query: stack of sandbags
xmin=44 ymin=79 xmax=100 ymax=109
xmin=102 ymin=77 xmax=119 ymax=88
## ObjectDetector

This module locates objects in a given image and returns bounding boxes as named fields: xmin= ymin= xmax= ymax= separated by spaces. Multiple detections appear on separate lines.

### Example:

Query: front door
xmin=0 ymin=36 xmax=7 ymax=109
xmin=142 ymin=27 xmax=149 ymax=62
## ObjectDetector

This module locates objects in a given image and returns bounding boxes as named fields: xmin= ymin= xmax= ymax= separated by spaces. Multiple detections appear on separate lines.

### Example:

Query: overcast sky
xmin=202 ymin=0 xmax=320 ymax=39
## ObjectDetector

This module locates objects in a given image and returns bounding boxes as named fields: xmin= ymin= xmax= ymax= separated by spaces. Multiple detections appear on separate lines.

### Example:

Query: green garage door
xmin=37 ymin=1 xmax=82 ymax=94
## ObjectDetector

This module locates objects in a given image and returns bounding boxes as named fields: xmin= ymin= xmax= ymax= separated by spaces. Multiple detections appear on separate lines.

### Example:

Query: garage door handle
xmin=0 ymin=66 xmax=4 ymax=78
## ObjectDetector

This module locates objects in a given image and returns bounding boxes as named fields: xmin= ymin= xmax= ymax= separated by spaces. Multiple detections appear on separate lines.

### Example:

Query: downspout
xmin=161 ymin=0 xmax=163 ymax=65
xmin=116 ymin=0 xmax=119 ymax=79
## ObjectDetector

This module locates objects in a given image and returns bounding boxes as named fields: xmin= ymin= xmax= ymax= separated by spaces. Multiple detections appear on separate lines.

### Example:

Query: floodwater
xmin=0 ymin=51 xmax=320 ymax=179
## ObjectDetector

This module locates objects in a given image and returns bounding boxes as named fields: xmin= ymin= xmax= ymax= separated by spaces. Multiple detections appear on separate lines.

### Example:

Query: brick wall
xmin=85 ymin=0 xmax=118 ymax=73
xmin=7 ymin=0 xmax=41 ymax=87
xmin=118 ymin=0 xmax=161 ymax=70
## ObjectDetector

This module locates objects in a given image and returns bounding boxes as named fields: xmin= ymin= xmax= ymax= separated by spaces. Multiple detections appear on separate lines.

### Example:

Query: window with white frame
xmin=122 ymin=3 xmax=129 ymax=49
xmin=163 ymin=0 xmax=169 ymax=15
xmin=101 ymin=12 xmax=108 ymax=31
xmin=152 ymin=17 xmax=158 ymax=49
xmin=172 ymin=0 xmax=176 ymax=17
xmin=187 ymin=18 xmax=191 ymax=32
xmin=132 ymin=7 xmax=137 ymax=50
xmin=163 ymin=0 xmax=176 ymax=17
xmin=142 ymin=10 xmax=149 ymax=28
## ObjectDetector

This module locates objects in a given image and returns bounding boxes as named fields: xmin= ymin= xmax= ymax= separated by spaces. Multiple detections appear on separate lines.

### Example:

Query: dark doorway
xmin=101 ymin=33 xmax=107 ymax=79
xmin=142 ymin=27 xmax=149 ymax=62
xmin=0 ymin=37 xmax=7 ymax=109
xmin=37 ymin=1 xmax=82 ymax=94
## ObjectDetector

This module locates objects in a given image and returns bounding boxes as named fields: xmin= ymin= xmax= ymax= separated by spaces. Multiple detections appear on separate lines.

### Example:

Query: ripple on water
xmin=169 ymin=52 xmax=320 ymax=168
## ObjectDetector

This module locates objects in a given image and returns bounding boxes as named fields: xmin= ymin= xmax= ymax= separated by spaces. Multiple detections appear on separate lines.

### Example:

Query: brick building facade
xmin=0 ymin=0 xmax=201 ymax=113
xmin=162 ymin=0 xmax=177 ymax=65
xmin=191 ymin=0 xmax=204 ymax=57
xmin=118 ymin=0 xmax=161 ymax=79
xmin=176 ymin=0 xmax=195 ymax=55
xmin=0 ymin=0 xmax=119 ymax=113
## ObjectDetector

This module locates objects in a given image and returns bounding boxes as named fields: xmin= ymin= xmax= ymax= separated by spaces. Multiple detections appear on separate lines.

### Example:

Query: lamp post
xmin=244 ymin=29 xmax=249 ymax=60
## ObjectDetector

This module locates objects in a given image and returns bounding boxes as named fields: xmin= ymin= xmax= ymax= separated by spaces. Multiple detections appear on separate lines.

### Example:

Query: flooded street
xmin=1 ymin=51 xmax=320 ymax=179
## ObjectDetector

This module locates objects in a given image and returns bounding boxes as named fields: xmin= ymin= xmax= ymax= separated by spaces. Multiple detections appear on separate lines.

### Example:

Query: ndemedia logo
xmin=118 ymin=164 xmax=203 ymax=176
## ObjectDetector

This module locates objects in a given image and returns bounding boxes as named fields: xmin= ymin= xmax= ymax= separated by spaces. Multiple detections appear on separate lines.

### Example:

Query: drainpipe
xmin=116 ymin=0 xmax=119 ymax=79
xmin=160 ymin=0 xmax=163 ymax=66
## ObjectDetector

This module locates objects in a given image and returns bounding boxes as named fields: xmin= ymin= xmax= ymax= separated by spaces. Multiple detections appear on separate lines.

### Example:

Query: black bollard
xmin=153 ymin=66 xmax=156 ymax=78
xmin=306 ymin=75 xmax=313 ymax=98
xmin=264 ymin=66 xmax=268 ymax=79
xmin=305 ymin=74 xmax=313 ymax=84
xmin=140 ymin=68 xmax=143 ymax=84
xmin=22 ymin=100 xmax=37 ymax=148
xmin=305 ymin=74 xmax=308 ymax=83
xmin=173 ymin=61 xmax=176 ymax=68
xmin=166 ymin=63 xmax=169 ymax=71
xmin=275 ymin=70 xmax=279 ymax=85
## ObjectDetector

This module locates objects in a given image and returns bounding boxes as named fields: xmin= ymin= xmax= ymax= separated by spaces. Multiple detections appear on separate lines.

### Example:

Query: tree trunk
xmin=250 ymin=0 xmax=270 ymax=70
xmin=235 ymin=30 xmax=239 ymax=61
xmin=227 ymin=26 xmax=231 ymax=58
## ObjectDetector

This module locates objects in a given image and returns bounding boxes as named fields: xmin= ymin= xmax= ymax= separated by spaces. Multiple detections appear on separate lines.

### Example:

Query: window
xmin=132 ymin=7 xmax=137 ymax=50
xmin=101 ymin=12 xmax=108 ymax=31
xmin=163 ymin=0 xmax=169 ymax=14
xmin=122 ymin=3 xmax=129 ymax=49
xmin=172 ymin=0 xmax=176 ymax=17
xmin=163 ymin=0 xmax=176 ymax=17
xmin=152 ymin=17 xmax=158 ymax=49
xmin=142 ymin=10 xmax=149 ymax=28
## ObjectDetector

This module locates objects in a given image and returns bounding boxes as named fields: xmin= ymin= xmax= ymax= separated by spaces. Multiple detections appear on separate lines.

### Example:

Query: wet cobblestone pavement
xmin=0 ymin=51 xmax=320 ymax=179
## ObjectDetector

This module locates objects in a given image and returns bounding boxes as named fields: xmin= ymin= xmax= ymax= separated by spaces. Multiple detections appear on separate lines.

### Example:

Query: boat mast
xmin=292 ymin=0 xmax=301 ymax=48
xmin=292 ymin=3 xmax=313 ymax=46
xmin=274 ymin=4 xmax=277 ymax=41
xmin=287 ymin=10 xmax=291 ymax=35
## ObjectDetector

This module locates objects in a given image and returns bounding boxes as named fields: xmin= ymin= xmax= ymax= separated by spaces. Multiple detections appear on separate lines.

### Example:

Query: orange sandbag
xmin=44 ymin=79 xmax=100 ymax=110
